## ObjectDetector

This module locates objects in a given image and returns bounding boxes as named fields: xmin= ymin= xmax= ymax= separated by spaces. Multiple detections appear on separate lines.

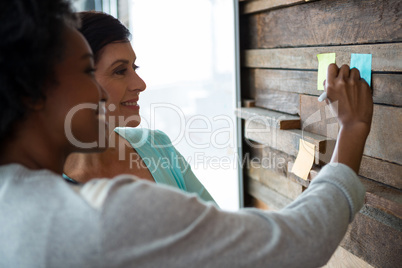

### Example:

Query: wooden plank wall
xmin=238 ymin=0 xmax=402 ymax=267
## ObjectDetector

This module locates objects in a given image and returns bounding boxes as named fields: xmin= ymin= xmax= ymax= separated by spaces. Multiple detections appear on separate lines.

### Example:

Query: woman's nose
xmin=128 ymin=71 xmax=146 ymax=92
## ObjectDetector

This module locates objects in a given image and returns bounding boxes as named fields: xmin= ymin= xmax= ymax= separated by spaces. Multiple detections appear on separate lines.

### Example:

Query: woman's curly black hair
xmin=78 ymin=11 xmax=131 ymax=63
xmin=0 ymin=0 xmax=78 ymax=143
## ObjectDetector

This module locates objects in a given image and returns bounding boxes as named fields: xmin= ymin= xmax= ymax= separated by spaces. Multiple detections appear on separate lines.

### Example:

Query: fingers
xmin=350 ymin=68 xmax=372 ymax=96
xmin=325 ymin=64 xmax=339 ymax=102
xmin=326 ymin=63 xmax=339 ymax=86
xmin=359 ymin=78 xmax=372 ymax=95
xmin=349 ymin=67 xmax=360 ymax=81
xmin=338 ymin=64 xmax=350 ymax=79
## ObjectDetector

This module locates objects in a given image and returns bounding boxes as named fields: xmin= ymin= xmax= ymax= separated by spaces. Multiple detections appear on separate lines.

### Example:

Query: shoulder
xmin=79 ymin=174 xmax=205 ymax=213
xmin=149 ymin=129 xmax=173 ymax=146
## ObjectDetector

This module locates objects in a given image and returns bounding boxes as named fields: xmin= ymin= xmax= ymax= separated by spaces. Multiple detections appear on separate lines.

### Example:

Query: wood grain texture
xmin=254 ymin=89 xmax=300 ymax=115
xmin=323 ymin=246 xmax=374 ymax=268
xmin=341 ymin=212 xmax=402 ymax=268
xmin=286 ymin=162 xmax=402 ymax=219
xmin=248 ymin=162 xmax=303 ymax=200
xmin=235 ymin=107 xmax=301 ymax=129
xmin=359 ymin=156 xmax=402 ymax=190
xmin=364 ymin=105 xmax=402 ymax=165
xmin=247 ymin=176 xmax=293 ymax=210
xmin=361 ymin=177 xmax=402 ymax=219
xmin=287 ymin=161 xmax=318 ymax=186
xmin=242 ymin=0 xmax=402 ymax=49
xmin=240 ymin=0 xmax=318 ymax=15
xmin=242 ymin=44 xmax=402 ymax=72
xmin=261 ymin=145 xmax=295 ymax=179
xmin=244 ymin=68 xmax=402 ymax=107
xmin=243 ymin=141 xmax=310 ymax=187
xmin=244 ymin=120 xmax=333 ymax=164
xmin=242 ymin=99 xmax=256 ymax=107
xmin=248 ymin=195 xmax=270 ymax=210
xmin=239 ymin=0 xmax=402 ymax=266
xmin=299 ymin=94 xmax=340 ymax=140
xmin=299 ymin=94 xmax=402 ymax=165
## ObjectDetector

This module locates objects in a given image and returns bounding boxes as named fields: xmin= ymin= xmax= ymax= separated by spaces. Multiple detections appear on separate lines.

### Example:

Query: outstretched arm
xmin=325 ymin=64 xmax=373 ymax=174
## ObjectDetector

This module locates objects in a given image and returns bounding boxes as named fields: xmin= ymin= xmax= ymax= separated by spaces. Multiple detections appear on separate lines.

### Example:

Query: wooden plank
xmin=248 ymin=195 xmax=270 ymax=210
xmin=235 ymin=107 xmax=301 ymax=129
xmin=243 ymin=140 xmax=310 ymax=188
xmin=240 ymin=0 xmax=318 ymax=15
xmin=341 ymin=211 xmax=402 ymax=268
xmin=287 ymin=162 xmax=402 ymax=219
xmin=261 ymin=145 xmax=295 ymax=179
xmin=248 ymin=162 xmax=303 ymax=200
xmin=242 ymin=0 xmax=402 ymax=49
xmin=245 ymin=68 xmax=318 ymax=96
xmin=364 ymin=105 xmax=402 ymax=165
xmin=247 ymin=176 xmax=293 ymax=210
xmin=361 ymin=177 xmax=402 ymax=219
xmin=300 ymin=94 xmax=402 ymax=165
xmin=287 ymin=161 xmax=318 ymax=186
xmin=244 ymin=120 xmax=333 ymax=164
xmin=242 ymin=43 xmax=402 ymax=72
xmin=244 ymin=68 xmax=402 ymax=107
xmin=254 ymin=89 xmax=300 ymax=115
xmin=299 ymin=94 xmax=340 ymax=140
xmin=242 ymin=99 xmax=255 ymax=107
xmin=372 ymin=74 xmax=402 ymax=107
xmin=247 ymin=167 xmax=402 ymax=266
xmin=360 ymin=156 xmax=402 ymax=190
xmin=324 ymin=246 xmax=374 ymax=268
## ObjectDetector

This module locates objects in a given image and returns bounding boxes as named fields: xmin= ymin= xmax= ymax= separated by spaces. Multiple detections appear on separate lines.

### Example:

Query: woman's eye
xmin=133 ymin=64 xmax=140 ymax=71
xmin=115 ymin=68 xmax=127 ymax=75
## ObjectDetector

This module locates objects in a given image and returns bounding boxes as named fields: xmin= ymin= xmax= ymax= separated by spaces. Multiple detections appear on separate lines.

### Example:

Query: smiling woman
xmin=63 ymin=11 xmax=216 ymax=204
xmin=95 ymin=41 xmax=145 ymax=127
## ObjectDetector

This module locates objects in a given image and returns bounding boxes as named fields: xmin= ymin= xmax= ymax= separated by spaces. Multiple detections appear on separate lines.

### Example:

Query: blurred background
xmin=73 ymin=0 xmax=241 ymax=210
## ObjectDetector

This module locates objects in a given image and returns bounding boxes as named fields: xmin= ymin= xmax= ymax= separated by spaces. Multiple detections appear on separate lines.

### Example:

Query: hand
xmin=324 ymin=64 xmax=373 ymax=136
xmin=324 ymin=64 xmax=374 ymax=173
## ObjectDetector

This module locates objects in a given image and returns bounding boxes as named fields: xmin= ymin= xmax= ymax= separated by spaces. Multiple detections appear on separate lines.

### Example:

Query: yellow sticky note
xmin=291 ymin=139 xmax=315 ymax=180
xmin=317 ymin=53 xmax=336 ymax=90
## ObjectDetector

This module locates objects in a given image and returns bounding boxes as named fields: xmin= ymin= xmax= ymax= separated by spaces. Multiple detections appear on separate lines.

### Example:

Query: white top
xmin=0 ymin=162 xmax=365 ymax=268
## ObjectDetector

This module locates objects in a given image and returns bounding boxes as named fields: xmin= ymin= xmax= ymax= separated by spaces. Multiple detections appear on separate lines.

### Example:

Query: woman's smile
xmin=94 ymin=42 xmax=146 ymax=127
xmin=121 ymin=98 xmax=140 ymax=110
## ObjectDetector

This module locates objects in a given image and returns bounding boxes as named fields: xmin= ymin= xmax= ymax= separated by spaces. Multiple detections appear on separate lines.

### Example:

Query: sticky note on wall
xmin=291 ymin=139 xmax=316 ymax=180
xmin=317 ymin=53 xmax=336 ymax=90
xmin=350 ymin=53 xmax=372 ymax=86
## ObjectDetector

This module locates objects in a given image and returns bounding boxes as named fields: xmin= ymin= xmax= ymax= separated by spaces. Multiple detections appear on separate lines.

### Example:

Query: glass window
xmin=73 ymin=0 xmax=240 ymax=210
xmin=129 ymin=0 xmax=239 ymax=210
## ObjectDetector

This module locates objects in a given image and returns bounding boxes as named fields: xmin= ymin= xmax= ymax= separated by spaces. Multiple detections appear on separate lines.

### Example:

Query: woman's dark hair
xmin=78 ymin=11 xmax=131 ymax=63
xmin=0 ymin=0 xmax=78 ymax=143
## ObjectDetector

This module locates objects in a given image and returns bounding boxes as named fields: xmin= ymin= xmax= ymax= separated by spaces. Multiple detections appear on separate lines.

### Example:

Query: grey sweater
xmin=0 ymin=163 xmax=364 ymax=268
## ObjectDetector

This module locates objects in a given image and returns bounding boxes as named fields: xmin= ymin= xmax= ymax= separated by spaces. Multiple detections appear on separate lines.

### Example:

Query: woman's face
xmin=43 ymin=27 xmax=107 ymax=152
xmin=95 ymin=42 xmax=146 ymax=128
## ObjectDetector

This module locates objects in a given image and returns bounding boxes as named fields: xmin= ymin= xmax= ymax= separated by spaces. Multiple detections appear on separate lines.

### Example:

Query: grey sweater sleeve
xmin=81 ymin=163 xmax=365 ymax=268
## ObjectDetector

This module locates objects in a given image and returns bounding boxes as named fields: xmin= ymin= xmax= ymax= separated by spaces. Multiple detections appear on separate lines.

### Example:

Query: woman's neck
xmin=0 ymin=118 xmax=67 ymax=174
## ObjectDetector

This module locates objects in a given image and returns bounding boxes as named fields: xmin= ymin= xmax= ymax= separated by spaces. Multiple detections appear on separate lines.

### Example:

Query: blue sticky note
xmin=350 ymin=54 xmax=372 ymax=86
